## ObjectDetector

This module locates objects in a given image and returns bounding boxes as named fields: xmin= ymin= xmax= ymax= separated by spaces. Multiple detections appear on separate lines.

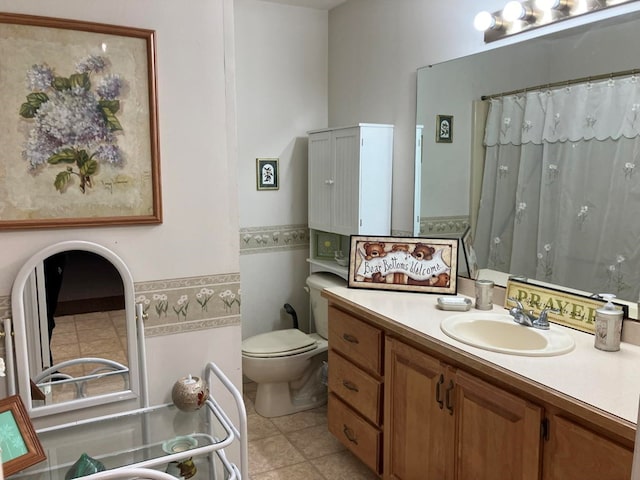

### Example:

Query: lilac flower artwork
xmin=19 ymin=54 xmax=125 ymax=194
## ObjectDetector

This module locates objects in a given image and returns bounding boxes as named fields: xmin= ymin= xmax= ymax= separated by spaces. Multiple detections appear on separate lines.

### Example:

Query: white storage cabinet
xmin=308 ymin=124 xmax=393 ymax=236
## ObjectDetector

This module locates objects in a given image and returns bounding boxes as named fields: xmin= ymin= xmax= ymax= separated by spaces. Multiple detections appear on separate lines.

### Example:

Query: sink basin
xmin=440 ymin=312 xmax=575 ymax=356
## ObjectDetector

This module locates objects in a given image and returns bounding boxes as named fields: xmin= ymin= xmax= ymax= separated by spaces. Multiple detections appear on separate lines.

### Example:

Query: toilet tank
xmin=306 ymin=273 xmax=346 ymax=339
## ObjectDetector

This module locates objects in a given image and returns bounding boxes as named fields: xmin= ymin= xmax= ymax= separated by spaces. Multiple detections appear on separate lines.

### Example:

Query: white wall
xmin=328 ymin=0 xmax=640 ymax=234
xmin=235 ymin=0 xmax=328 ymax=339
xmin=0 ymin=0 xmax=242 ymax=417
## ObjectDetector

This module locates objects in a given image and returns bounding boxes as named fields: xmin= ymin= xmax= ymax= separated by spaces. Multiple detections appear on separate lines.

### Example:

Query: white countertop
xmin=325 ymin=286 xmax=640 ymax=425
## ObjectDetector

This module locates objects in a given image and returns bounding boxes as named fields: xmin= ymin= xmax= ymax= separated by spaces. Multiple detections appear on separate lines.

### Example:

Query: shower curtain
xmin=475 ymin=74 xmax=640 ymax=301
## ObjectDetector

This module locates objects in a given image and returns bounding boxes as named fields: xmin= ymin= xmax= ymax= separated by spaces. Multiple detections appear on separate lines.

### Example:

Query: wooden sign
xmin=505 ymin=280 xmax=627 ymax=334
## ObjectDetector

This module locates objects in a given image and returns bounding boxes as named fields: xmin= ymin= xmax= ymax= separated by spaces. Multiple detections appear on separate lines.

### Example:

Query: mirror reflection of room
xmin=417 ymin=10 xmax=640 ymax=303
xmin=35 ymin=250 xmax=126 ymax=405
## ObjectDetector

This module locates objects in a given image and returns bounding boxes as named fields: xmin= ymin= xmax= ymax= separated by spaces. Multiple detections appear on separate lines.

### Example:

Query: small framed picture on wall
xmin=256 ymin=158 xmax=279 ymax=191
xmin=436 ymin=115 xmax=453 ymax=143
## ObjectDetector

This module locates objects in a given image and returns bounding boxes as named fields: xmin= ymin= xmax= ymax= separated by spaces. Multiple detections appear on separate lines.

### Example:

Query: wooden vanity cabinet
xmin=327 ymin=306 xmax=384 ymax=475
xmin=541 ymin=414 xmax=632 ymax=480
xmin=384 ymin=337 xmax=543 ymax=480
xmin=325 ymin=299 xmax=634 ymax=480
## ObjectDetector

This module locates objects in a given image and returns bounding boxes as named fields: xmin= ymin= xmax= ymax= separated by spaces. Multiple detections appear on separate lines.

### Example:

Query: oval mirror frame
xmin=11 ymin=240 xmax=142 ymax=418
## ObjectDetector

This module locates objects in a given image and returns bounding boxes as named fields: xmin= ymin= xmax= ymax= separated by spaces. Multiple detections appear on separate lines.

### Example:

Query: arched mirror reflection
xmin=415 ymin=9 xmax=640 ymax=307
xmin=11 ymin=241 xmax=144 ymax=418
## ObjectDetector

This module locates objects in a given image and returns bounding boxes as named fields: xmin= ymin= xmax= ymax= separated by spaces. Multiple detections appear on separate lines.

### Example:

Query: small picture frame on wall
xmin=0 ymin=395 xmax=46 ymax=477
xmin=256 ymin=158 xmax=279 ymax=191
xmin=436 ymin=114 xmax=453 ymax=143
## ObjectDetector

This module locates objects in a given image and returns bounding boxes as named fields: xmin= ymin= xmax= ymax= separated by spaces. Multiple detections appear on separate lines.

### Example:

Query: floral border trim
xmin=420 ymin=216 xmax=470 ymax=236
xmin=0 ymin=273 xmax=241 ymax=349
xmin=240 ymin=224 xmax=309 ymax=254
xmin=134 ymin=273 xmax=240 ymax=337
xmin=0 ymin=296 xmax=10 ymax=324
xmin=391 ymin=229 xmax=413 ymax=238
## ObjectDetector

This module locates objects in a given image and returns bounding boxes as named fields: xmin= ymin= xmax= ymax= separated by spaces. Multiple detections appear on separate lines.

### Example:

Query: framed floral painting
xmin=0 ymin=13 xmax=162 ymax=229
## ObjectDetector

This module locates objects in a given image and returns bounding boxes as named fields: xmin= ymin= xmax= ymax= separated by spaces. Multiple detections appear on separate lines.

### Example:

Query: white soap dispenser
xmin=594 ymin=294 xmax=623 ymax=352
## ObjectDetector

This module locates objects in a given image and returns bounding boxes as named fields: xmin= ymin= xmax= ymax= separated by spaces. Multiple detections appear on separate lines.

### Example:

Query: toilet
xmin=242 ymin=272 xmax=346 ymax=417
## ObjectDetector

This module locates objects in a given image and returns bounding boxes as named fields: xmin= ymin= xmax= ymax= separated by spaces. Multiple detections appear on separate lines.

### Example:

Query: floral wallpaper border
xmin=0 ymin=273 xmax=241 ymax=349
xmin=240 ymin=224 xmax=309 ymax=254
xmin=391 ymin=229 xmax=413 ymax=238
xmin=420 ymin=216 xmax=470 ymax=236
xmin=134 ymin=273 xmax=240 ymax=337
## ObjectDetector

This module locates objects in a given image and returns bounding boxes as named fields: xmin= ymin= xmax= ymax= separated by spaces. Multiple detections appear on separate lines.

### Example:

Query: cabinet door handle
xmin=445 ymin=380 xmax=455 ymax=415
xmin=342 ymin=380 xmax=359 ymax=392
xmin=435 ymin=374 xmax=444 ymax=409
xmin=325 ymin=179 xmax=335 ymax=185
xmin=343 ymin=424 xmax=358 ymax=445
xmin=342 ymin=333 xmax=359 ymax=344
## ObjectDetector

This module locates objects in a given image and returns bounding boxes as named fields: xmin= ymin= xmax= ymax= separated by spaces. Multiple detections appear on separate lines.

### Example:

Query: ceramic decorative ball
xmin=171 ymin=374 xmax=209 ymax=412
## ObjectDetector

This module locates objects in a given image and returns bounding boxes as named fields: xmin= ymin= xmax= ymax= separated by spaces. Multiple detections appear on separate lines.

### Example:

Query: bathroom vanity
xmin=323 ymin=286 xmax=638 ymax=480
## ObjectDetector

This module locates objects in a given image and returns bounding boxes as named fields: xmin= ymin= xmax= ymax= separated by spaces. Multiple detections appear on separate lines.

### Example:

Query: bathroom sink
xmin=440 ymin=312 xmax=575 ymax=356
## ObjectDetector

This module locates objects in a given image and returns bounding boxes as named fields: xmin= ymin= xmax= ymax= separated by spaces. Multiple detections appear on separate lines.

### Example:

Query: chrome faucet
xmin=507 ymin=297 xmax=559 ymax=330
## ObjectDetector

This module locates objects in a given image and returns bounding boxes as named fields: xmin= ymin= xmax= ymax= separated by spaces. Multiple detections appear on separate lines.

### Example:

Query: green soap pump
xmin=594 ymin=294 xmax=623 ymax=352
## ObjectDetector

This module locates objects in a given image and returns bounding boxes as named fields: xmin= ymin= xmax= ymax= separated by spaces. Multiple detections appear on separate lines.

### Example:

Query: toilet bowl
xmin=242 ymin=272 xmax=346 ymax=417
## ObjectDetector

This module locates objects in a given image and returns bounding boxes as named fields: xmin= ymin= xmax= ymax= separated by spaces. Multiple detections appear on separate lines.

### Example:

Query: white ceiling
xmin=258 ymin=0 xmax=348 ymax=10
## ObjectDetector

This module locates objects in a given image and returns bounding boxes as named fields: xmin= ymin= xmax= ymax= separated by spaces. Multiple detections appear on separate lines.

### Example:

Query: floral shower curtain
xmin=475 ymin=74 xmax=640 ymax=301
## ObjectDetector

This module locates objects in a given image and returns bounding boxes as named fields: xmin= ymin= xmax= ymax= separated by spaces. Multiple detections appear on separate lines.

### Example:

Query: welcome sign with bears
xmin=347 ymin=236 xmax=458 ymax=294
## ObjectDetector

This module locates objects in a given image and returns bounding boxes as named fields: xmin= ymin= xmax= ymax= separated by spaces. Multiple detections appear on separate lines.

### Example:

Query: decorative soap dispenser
xmin=594 ymin=294 xmax=623 ymax=352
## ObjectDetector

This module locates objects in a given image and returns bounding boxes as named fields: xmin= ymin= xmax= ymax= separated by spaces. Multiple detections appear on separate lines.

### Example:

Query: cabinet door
xmin=542 ymin=414 xmax=632 ymax=480
xmin=332 ymin=127 xmax=361 ymax=236
xmin=454 ymin=370 xmax=543 ymax=480
xmin=308 ymin=131 xmax=333 ymax=232
xmin=384 ymin=338 xmax=454 ymax=480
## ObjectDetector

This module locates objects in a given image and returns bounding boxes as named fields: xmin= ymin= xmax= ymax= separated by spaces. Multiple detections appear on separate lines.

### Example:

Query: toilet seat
xmin=242 ymin=328 xmax=318 ymax=358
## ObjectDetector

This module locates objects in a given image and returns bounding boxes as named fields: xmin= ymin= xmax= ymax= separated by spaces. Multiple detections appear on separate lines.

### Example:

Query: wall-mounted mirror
xmin=11 ymin=241 xmax=144 ymax=418
xmin=416 ymin=9 xmax=640 ymax=305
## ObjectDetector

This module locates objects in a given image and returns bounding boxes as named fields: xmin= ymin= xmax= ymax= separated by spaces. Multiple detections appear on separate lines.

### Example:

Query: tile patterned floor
xmin=48 ymin=309 xmax=128 ymax=402
xmin=243 ymin=381 xmax=379 ymax=480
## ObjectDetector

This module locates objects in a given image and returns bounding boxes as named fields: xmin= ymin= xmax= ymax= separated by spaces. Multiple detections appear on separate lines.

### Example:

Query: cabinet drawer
xmin=328 ymin=393 xmax=381 ymax=475
xmin=328 ymin=306 xmax=383 ymax=375
xmin=328 ymin=350 xmax=382 ymax=425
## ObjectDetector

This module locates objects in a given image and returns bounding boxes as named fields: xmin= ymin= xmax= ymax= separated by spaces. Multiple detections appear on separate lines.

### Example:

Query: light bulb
xmin=474 ymin=11 xmax=497 ymax=31
xmin=503 ymin=1 xmax=527 ymax=21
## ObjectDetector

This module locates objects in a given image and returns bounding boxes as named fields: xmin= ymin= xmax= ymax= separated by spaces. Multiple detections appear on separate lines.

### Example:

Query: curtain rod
xmin=481 ymin=67 xmax=640 ymax=101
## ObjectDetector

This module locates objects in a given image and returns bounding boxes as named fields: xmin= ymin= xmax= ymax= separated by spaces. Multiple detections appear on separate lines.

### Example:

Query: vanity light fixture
xmin=477 ymin=0 xmax=637 ymax=43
